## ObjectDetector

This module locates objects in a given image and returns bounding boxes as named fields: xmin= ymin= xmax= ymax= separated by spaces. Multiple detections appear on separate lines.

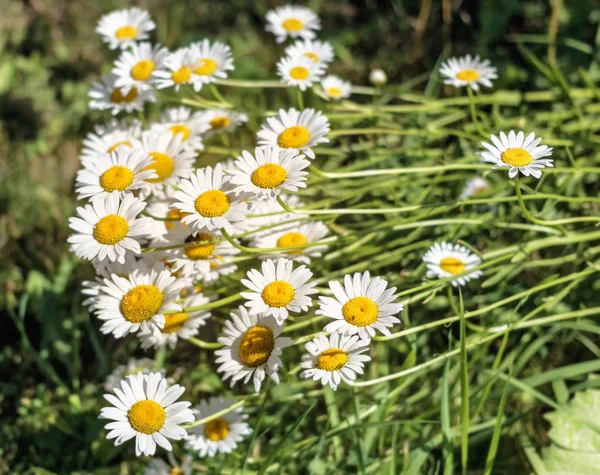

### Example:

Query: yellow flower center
xmin=282 ymin=18 xmax=304 ymax=32
xmin=143 ymin=152 xmax=174 ymax=183
xmin=162 ymin=312 xmax=190 ymax=333
xmin=317 ymin=348 xmax=348 ymax=371
xmin=127 ymin=400 xmax=166 ymax=434
xmin=184 ymin=232 xmax=215 ymax=260
xmin=342 ymin=297 xmax=378 ymax=327
xmin=473 ymin=185 xmax=490 ymax=195
xmin=303 ymin=52 xmax=319 ymax=62
xmin=250 ymin=163 xmax=288 ymax=189
xmin=456 ymin=69 xmax=480 ymax=82
xmin=203 ymin=417 xmax=230 ymax=441
xmin=171 ymin=66 xmax=191 ymax=84
xmin=169 ymin=124 xmax=191 ymax=141
xmin=165 ymin=209 xmax=188 ymax=230
xmin=194 ymin=190 xmax=231 ymax=218
xmin=210 ymin=116 xmax=231 ymax=129
xmin=130 ymin=59 xmax=155 ymax=81
xmin=239 ymin=325 xmax=275 ymax=367
xmin=110 ymin=87 xmax=139 ymax=104
xmin=277 ymin=232 xmax=307 ymax=255
xmin=115 ymin=25 xmax=138 ymax=40
xmin=193 ymin=58 xmax=218 ymax=76
xmin=93 ymin=214 xmax=129 ymax=245
xmin=100 ymin=165 xmax=134 ymax=192
xmin=278 ymin=126 xmax=310 ymax=149
xmin=289 ymin=66 xmax=310 ymax=80
xmin=170 ymin=468 xmax=185 ymax=475
xmin=327 ymin=87 xmax=342 ymax=98
xmin=120 ymin=285 xmax=164 ymax=323
xmin=439 ymin=257 xmax=466 ymax=274
xmin=261 ymin=281 xmax=295 ymax=308
xmin=107 ymin=140 xmax=132 ymax=153
xmin=501 ymin=148 xmax=532 ymax=167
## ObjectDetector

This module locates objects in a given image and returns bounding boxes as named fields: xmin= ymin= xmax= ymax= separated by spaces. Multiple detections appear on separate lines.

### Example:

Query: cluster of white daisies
xmin=75 ymin=4 xmax=556 ymax=469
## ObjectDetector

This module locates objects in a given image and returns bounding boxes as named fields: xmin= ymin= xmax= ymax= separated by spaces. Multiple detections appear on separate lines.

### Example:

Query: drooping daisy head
xmin=479 ymin=130 xmax=554 ymax=179
xmin=172 ymin=163 xmax=249 ymax=234
xmin=253 ymin=221 xmax=330 ymax=264
xmin=185 ymin=397 xmax=252 ymax=457
xmin=265 ymin=5 xmax=320 ymax=43
xmin=100 ymin=372 xmax=194 ymax=456
xmin=423 ymin=242 xmax=483 ymax=288
xmin=96 ymin=7 xmax=155 ymax=50
xmin=284 ymin=39 xmax=334 ymax=65
xmin=241 ymin=193 xmax=308 ymax=240
xmin=68 ymin=192 xmax=153 ymax=263
xmin=300 ymin=333 xmax=371 ymax=390
xmin=215 ymin=306 xmax=293 ymax=392
xmin=277 ymin=55 xmax=325 ymax=91
xmin=113 ymin=42 xmax=169 ymax=94
xmin=439 ymin=54 xmax=497 ymax=91
xmin=152 ymin=47 xmax=197 ymax=91
xmin=80 ymin=119 xmax=142 ymax=162
xmin=318 ymin=271 xmax=403 ymax=341
xmin=459 ymin=177 xmax=492 ymax=200
xmin=188 ymin=40 xmax=234 ymax=90
xmin=144 ymin=456 xmax=192 ymax=475
xmin=197 ymin=109 xmax=248 ymax=138
xmin=241 ymin=258 xmax=317 ymax=324
xmin=104 ymin=357 xmax=160 ymax=392
xmin=257 ymin=108 xmax=330 ymax=159
xmin=320 ymin=75 xmax=352 ymax=101
xmin=150 ymin=107 xmax=209 ymax=153
xmin=89 ymin=74 xmax=156 ymax=115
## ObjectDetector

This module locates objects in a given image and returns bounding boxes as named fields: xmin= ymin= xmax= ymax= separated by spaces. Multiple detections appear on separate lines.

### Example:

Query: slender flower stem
xmin=163 ymin=293 xmax=242 ymax=315
xmin=183 ymin=400 xmax=247 ymax=429
xmin=297 ymin=89 xmax=304 ymax=109
xmin=220 ymin=228 xmax=337 ymax=254
xmin=188 ymin=337 xmax=223 ymax=350
xmin=466 ymin=87 xmax=487 ymax=137
xmin=209 ymin=84 xmax=231 ymax=107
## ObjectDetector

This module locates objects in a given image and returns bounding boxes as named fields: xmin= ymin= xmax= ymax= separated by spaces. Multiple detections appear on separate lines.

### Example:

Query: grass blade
xmin=458 ymin=287 xmax=469 ymax=475
xmin=483 ymin=368 xmax=511 ymax=475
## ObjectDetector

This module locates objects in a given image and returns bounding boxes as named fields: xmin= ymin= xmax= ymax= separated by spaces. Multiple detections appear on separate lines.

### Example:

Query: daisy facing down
xmin=215 ymin=306 xmax=293 ymax=392
xmin=321 ymin=75 xmax=352 ymax=101
xmin=422 ymin=242 xmax=483 ymax=287
xmin=100 ymin=372 xmax=194 ymax=456
xmin=80 ymin=119 xmax=142 ymax=161
xmin=96 ymin=7 xmax=155 ymax=50
xmin=285 ymin=39 xmax=334 ymax=65
xmin=439 ymin=54 xmax=497 ymax=91
xmin=277 ymin=55 xmax=325 ymax=91
xmin=318 ymin=271 xmax=403 ymax=341
xmin=253 ymin=221 xmax=330 ymax=264
xmin=89 ymin=74 xmax=155 ymax=115
xmin=265 ymin=5 xmax=321 ymax=43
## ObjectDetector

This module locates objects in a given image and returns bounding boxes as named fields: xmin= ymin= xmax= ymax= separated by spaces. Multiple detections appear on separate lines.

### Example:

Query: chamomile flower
xmin=253 ymin=221 xmax=330 ymax=264
xmin=96 ymin=8 xmax=155 ymax=50
xmin=439 ymin=54 xmax=497 ymax=91
xmin=104 ymin=357 xmax=158 ymax=392
xmin=153 ymin=48 xmax=197 ymax=91
xmin=197 ymin=109 xmax=248 ymax=138
xmin=172 ymin=163 xmax=249 ymax=234
xmin=423 ymin=242 xmax=482 ymax=287
xmin=76 ymin=148 xmax=155 ymax=200
xmin=144 ymin=456 xmax=192 ymax=475
xmin=89 ymin=74 xmax=155 ymax=115
xmin=285 ymin=39 xmax=334 ymax=65
xmin=100 ymin=372 xmax=194 ymax=456
xmin=150 ymin=107 xmax=209 ymax=153
xmin=145 ymin=199 xmax=189 ymax=244
xmin=94 ymin=263 xmax=185 ymax=339
xmin=241 ymin=258 xmax=317 ymax=324
xmin=113 ymin=42 xmax=169 ymax=93
xmin=300 ymin=333 xmax=371 ymax=390
xmin=185 ymin=397 xmax=252 ymax=457
xmin=188 ymin=40 xmax=234 ymax=90
xmin=265 ymin=6 xmax=320 ymax=43
xmin=277 ymin=55 xmax=324 ymax=91
xmin=459 ymin=177 xmax=491 ymax=199
xmin=318 ymin=271 xmax=403 ymax=341
xmin=479 ymin=130 xmax=554 ymax=179
xmin=80 ymin=119 xmax=142 ymax=161
xmin=321 ymin=75 xmax=352 ymax=100
xmin=229 ymin=146 xmax=310 ymax=201
xmin=215 ymin=306 xmax=293 ymax=392
xmin=68 ymin=192 xmax=153 ymax=263
xmin=257 ymin=108 xmax=330 ymax=159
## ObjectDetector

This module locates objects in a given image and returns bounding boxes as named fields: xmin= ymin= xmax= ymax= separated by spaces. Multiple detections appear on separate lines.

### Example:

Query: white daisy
xmin=479 ymin=130 xmax=554 ymax=179
xmin=96 ymin=7 xmax=155 ymax=50
xmin=104 ymin=357 xmax=158 ymax=392
xmin=150 ymin=107 xmax=209 ymax=152
xmin=99 ymin=372 xmax=194 ymax=456
xmin=188 ymin=39 xmax=234 ymax=90
xmin=196 ymin=109 xmax=248 ymax=138
xmin=423 ymin=242 xmax=483 ymax=288
xmin=459 ymin=177 xmax=492 ymax=199
xmin=240 ymin=258 xmax=317 ymax=324
xmin=80 ymin=119 xmax=142 ymax=161
xmin=277 ymin=55 xmax=324 ymax=91
xmin=253 ymin=221 xmax=330 ymax=264
xmin=285 ymin=39 xmax=334 ymax=65
xmin=89 ymin=74 xmax=155 ymax=115
xmin=144 ymin=198 xmax=190 ymax=245
xmin=172 ymin=163 xmax=249 ymax=234
xmin=153 ymin=47 xmax=197 ymax=91
xmin=185 ymin=397 xmax=252 ymax=457
xmin=215 ymin=306 xmax=293 ymax=392
xmin=144 ymin=456 xmax=192 ymax=475
xmin=257 ymin=108 xmax=330 ymax=159
xmin=113 ymin=42 xmax=169 ymax=93
xmin=68 ymin=192 xmax=153 ymax=263
xmin=318 ymin=271 xmax=403 ymax=341
xmin=320 ymin=75 xmax=352 ymax=100
xmin=369 ymin=68 xmax=387 ymax=86
xmin=439 ymin=54 xmax=497 ymax=91
xmin=300 ymin=333 xmax=371 ymax=390
xmin=265 ymin=6 xmax=320 ymax=43
xmin=242 ymin=194 xmax=308 ymax=241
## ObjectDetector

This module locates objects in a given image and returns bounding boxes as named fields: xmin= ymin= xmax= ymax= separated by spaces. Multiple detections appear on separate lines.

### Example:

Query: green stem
xmin=297 ymin=88 xmax=305 ymax=109
xmin=163 ymin=293 xmax=242 ymax=315
xmin=466 ymin=87 xmax=487 ymax=137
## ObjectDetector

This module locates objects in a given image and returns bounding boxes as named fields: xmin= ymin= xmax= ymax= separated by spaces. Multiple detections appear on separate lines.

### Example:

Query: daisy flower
xmin=144 ymin=456 xmax=192 ymax=475
xmin=318 ymin=271 xmax=403 ymax=341
xmin=277 ymin=55 xmax=324 ymax=91
xmin=185 ymin=397 xmax=252 ymax=457
xmin=153 ymin=47 xmax=197 ymax=91
xmin=144 ymin=198 xmax=190 ymax=244
xmin=96 ymin=7 xmax=155 ymax=50
xmin=321 ymin=75 xmax=352 ymax=101
xmin=150 ymin=107 xmax=209 ymax=152
xmin=257 ymin=108 xmax=330 ymax=159
xmin=459 ymin=177 xmax=491 ymax=199
xmin=188 ymin=39 xmax=234 ymax=90
xmin=99 ymin=372 xmax=194 ymax=456
xmin=215 ymin=306 xmax=293 ymax=392
xmin=265 ymin=6 xmax=320 ymax=43
xmin=68 ymin=192 xmax=153 ymax=263
xmin=300 ymin=333 xmax=371 ymax=390
xmin=89 ymin=74 xmax=155 ymax=115
xmin=439 ymin=54 xmax=497 ymax=91
xmin=253 ymin=221 xmax=330 ymax=264
xmin=104 ymin=357 xmax=158 ymax=392
xmin=479 ymin=130 xmax=554 ymax=179
xmin=172 ymin=163 xmax=249 ymax=234
xmin=113 ymin=42 xmax=169 ymax=93
xmin=80 ymin=119 xmax=142 ymax=161
xmin=197 ymin=109 xmax=248 ymax=138
xmin=241 ymin=258 xmax=317 ymax=324
xmin=229 ymin=146 xmax=310 ymax=201
xmin=369 ymin=68 xmax=387 ymax=86
xmin=423 ymin=242 xmax=483 ymax=287
xmin=285 ymin=39 xmax=334 ymax=65
xmin=242 ymin=194 xmax=308 ymax=240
